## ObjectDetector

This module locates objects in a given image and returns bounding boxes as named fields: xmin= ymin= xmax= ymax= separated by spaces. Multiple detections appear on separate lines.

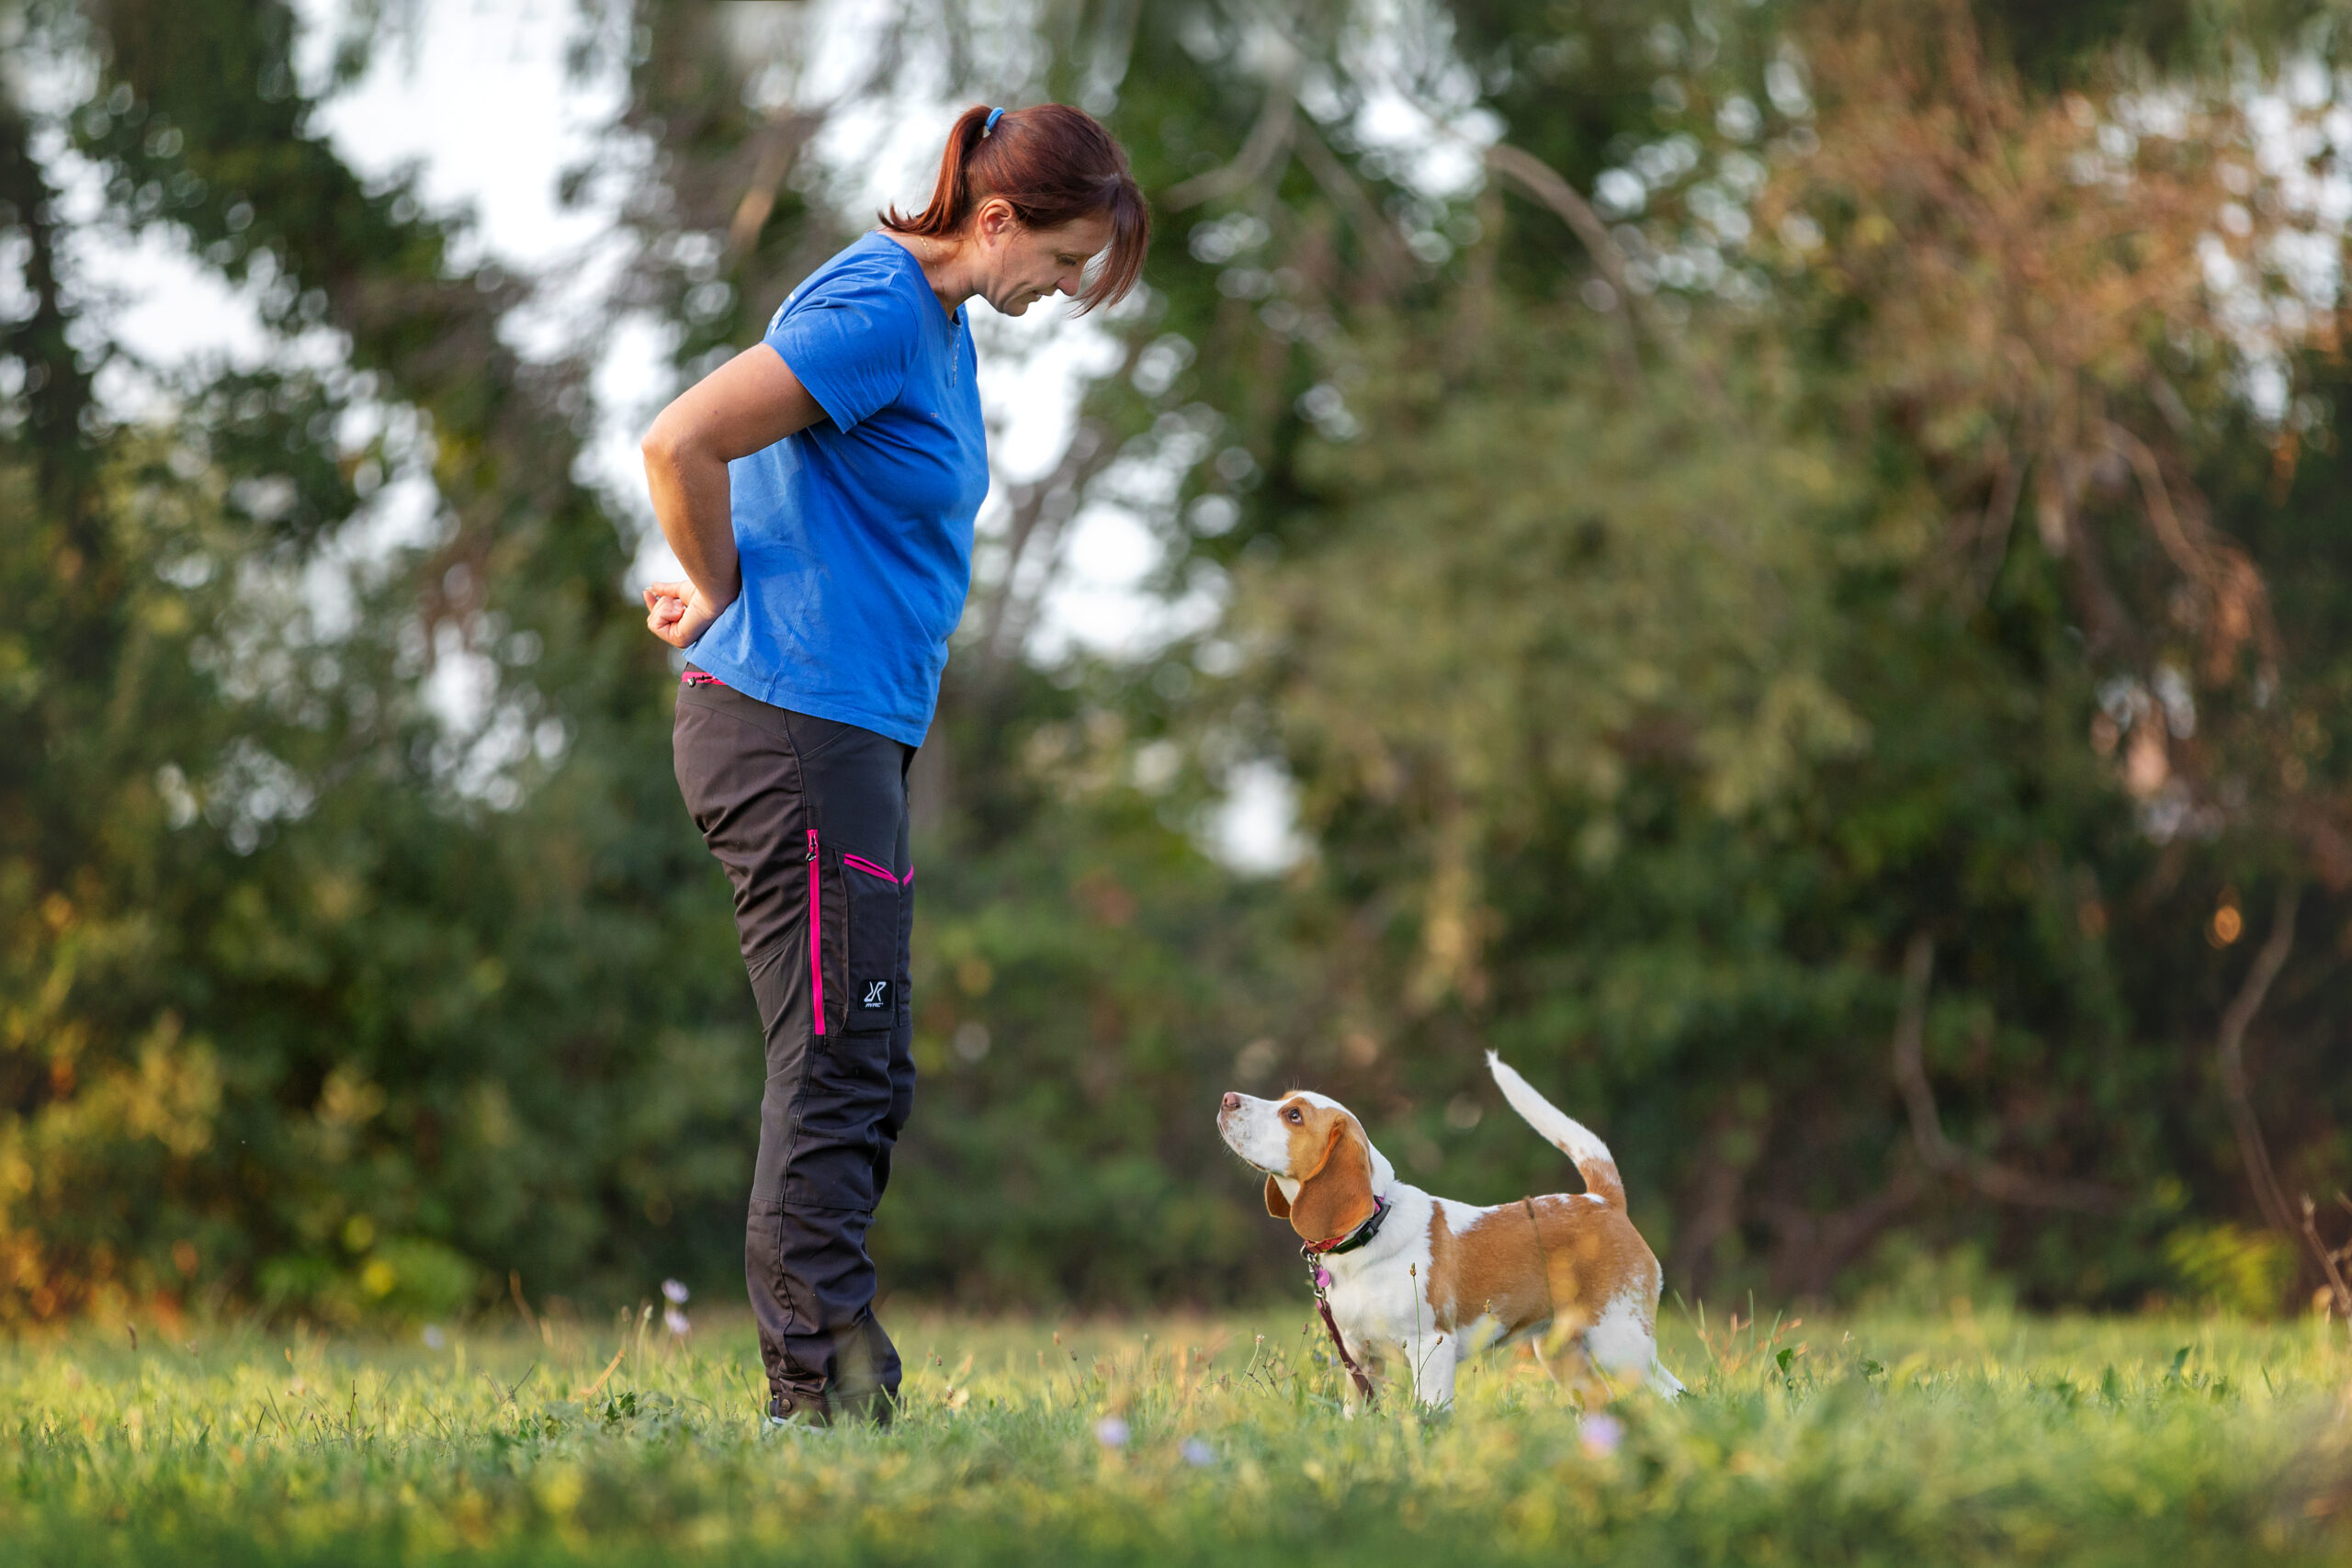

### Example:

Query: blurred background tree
xmin=3 ymin=0 xmax=2347 ymax=1325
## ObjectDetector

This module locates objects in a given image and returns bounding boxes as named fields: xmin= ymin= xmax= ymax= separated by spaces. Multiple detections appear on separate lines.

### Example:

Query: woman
xmin=639 ymin=104 xmax=1147 ymax=1427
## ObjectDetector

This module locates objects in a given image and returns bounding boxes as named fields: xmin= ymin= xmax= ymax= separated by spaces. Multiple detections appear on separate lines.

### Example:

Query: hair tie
xmin=983 ymin=106 xmax=1006 ymax=137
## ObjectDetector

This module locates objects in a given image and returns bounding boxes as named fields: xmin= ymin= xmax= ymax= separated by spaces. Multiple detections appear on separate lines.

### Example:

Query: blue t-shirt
xmin=686 ymin=231 xmax=989 ymax=747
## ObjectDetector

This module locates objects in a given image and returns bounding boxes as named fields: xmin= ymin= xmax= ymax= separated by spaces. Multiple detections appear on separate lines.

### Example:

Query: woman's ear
xmin=975 ymin=196 xmax=1020 ymax=248
xmin=1264 ymin=1175 xmax=1291 ymax=1218
xmin=1287 ymin=1120 xmax=1376 ymax=1245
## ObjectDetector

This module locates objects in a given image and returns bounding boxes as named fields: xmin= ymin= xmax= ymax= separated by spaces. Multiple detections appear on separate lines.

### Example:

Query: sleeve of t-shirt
xmin=763 ymin=256 xmax=919 ymax=433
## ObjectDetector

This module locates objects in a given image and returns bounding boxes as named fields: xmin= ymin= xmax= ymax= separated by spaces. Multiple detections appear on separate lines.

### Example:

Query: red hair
xmin=883 ymin=104 xmax=1149 ymax=313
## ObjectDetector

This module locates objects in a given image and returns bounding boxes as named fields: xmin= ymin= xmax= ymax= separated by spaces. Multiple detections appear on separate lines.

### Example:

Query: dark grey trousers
xmin=672 ymin=671 xmax=916 ymax=1423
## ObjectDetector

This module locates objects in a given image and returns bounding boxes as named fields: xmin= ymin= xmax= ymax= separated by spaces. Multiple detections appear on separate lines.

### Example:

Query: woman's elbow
xmin=639 ymin=412 xmax=694 ymax=476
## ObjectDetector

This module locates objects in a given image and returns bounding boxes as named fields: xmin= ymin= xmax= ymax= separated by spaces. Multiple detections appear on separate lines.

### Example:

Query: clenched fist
xmin=643 ymin=581 xmax=728 ymax=649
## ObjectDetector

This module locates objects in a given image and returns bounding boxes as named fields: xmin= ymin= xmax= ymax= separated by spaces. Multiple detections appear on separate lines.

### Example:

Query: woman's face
xmin=971 ymin=200 xmax=1116 ymax=315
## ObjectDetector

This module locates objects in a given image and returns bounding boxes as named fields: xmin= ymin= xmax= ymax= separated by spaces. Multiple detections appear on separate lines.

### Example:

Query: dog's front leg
xmin=1405 ymin=1329 xmax=1456 ymax=1411
xmin=1328 ymin=1318 xmax=1374 ymax=1418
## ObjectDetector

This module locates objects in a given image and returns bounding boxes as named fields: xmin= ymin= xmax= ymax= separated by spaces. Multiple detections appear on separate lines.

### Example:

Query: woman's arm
xmin=639 ymin=344 xmax=828 ymax=649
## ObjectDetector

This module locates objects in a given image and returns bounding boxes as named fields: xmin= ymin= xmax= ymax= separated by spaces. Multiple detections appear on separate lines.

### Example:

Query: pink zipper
xmin=842 ymin=852 xmax=897 ymax=883
xmin=805 ymin=828 xmax=825 ymax=1036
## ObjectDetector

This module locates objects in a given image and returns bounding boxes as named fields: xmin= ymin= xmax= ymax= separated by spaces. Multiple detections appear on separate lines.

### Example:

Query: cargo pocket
xmin=839 ymin=851 xmax=906 ymax=1034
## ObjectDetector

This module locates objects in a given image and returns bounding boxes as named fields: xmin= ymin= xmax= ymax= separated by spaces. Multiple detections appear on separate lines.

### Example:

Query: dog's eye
xmin=1284 ymin=1108 xmax=1303 ymax=1124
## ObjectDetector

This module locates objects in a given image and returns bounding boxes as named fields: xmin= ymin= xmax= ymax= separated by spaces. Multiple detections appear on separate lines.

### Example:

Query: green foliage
xmin=811 ymin=658 xmax=1328 ymax=1303
xmin=2165 ymin=1224 xmax=2298 ymax=1317
xmin=0 ymin=0 xmax=759 ymax=1321
xmin=1207 ymin=288 xmax=2242 ymax=1303
xmin=1159 ymin=2 xmax=2352 ymax=1312
xmin=6 ymin=0 xmax=2351 ymax=1332
xmin=0 ymin=1312 xmax=2345 ymax=1563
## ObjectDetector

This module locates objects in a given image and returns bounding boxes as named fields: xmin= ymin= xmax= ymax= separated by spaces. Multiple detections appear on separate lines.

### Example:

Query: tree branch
xmin=1891 ymin=934 xmax=2121 ymax=1212
xmin=1967 ymin=428 xmax=2027 ymax=604
xmin=727 ymin=108 xmax=830 ymax=258
xmin=2214 ymin=885 xmax=2300 ymax=1242
xmin=1762 ymin=1172 xmax=1923 ymax=1299
xmin=1289 ymin=125 xmax=1414 ymax=295
xmin=1164 ymin=70 xmax=1296 ymax=210
xmin=2299 ymin=1194 xmax=2352 ymax=1327
xmin=1481 ymin=142 xmax=1646 ymax=389
xmin=969 ymin=418 xmax=1125 ymax=674
xmin=2104 ymin=419 xmax=2280 ymax=682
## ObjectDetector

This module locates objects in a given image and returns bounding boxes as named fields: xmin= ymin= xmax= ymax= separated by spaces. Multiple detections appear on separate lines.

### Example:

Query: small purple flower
xmin=1181 ymin=1437 xmax=1216 ymax=1467
xmin=1093 ymin=1416 xmax=1130 ymax=1449
xmin=422 ymin=1325 xmax=447 ymax=1350
xmin=1579 ymin=1412 xmax=1623 ymax=1457
xmin=663 ymin=1306 xmax=691 ymax=1337
xmin=661 ymin=1278 xmax=689 ymax=1305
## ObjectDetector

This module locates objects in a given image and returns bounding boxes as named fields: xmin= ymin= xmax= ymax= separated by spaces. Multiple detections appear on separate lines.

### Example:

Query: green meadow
xmin=3 ymin=1306 xmax=2346 ymax=1566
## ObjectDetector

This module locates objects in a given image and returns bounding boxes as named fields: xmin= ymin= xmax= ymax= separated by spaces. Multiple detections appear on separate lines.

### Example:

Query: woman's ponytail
xmin=886 ymin=105 xmax=997 ymax=242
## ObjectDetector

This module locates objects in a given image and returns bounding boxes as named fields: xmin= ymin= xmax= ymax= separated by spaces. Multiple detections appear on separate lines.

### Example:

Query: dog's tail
xmin=1487 ymin=1051 xmax=1625 ymax=1208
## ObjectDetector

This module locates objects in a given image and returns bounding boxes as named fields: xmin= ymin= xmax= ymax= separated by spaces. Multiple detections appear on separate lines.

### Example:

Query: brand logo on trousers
xmin=861 ymin=980 xmax=890 ymax=1010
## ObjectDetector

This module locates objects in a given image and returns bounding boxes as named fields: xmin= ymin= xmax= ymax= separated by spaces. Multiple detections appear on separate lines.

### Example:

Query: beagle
xmin=1217 ymin=1052 xmax=1683 ymax=1410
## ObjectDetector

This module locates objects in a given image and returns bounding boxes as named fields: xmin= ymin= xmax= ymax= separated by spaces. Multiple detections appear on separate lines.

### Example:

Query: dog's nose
xmin=1221 ymin=1092 xmax=1241 ymax=1112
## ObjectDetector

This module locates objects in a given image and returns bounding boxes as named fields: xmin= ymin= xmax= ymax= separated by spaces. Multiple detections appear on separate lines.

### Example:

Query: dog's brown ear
xmin=1287 ymin=1118 xmax=1376 ymax=1245
xmin=1289 ymin=1117 xmax=1338 ymax=1184
xmin=1264 ymin=1175 xmax=1291 ymax=1218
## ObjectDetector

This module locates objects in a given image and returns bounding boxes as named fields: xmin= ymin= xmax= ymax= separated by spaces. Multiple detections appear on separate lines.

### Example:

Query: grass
xmin=3 ymin=1300 xmax=2347 ymax=1565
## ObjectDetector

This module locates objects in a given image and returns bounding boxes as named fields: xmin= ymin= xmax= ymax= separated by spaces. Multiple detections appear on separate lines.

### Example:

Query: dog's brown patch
xmin=1424 ymin=1195 xmax=1659 ymax=1348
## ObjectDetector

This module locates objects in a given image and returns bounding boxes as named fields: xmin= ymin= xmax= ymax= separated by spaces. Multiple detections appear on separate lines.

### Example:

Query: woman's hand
xmin=644 ymin=580 xmax=728 ymax=649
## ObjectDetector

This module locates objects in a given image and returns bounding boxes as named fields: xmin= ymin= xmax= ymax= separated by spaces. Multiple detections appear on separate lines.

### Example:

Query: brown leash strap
xmin=1316 ymin=1296 xmax=1377 ymax=1404
xmin=1301 ymin=1193 xmax=1390 ymax=1404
